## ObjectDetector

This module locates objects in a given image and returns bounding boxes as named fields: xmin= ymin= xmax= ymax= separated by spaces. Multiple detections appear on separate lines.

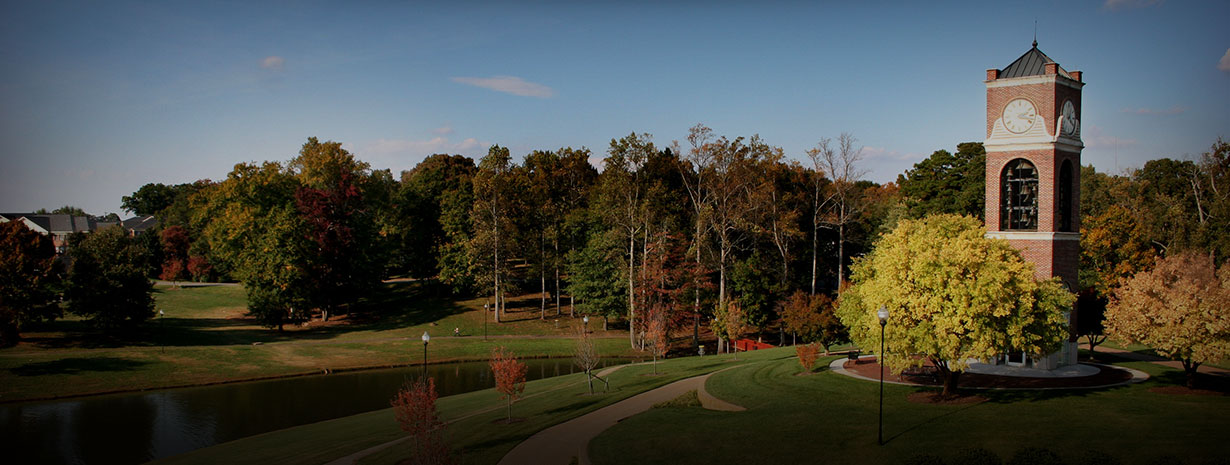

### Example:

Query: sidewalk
xmin=1087 ymin=344 xmax=1229 ymax=377
xmin=497 ymin=368 xmax=744 ymax=465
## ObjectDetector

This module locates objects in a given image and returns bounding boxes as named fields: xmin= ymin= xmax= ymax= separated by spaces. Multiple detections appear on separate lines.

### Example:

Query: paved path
xmin=1086 ymin=344 xmax=1229 ymax=377
xmin=324 ymin=363 xmax=641 ymax=465
xmin=498 ymin=367 xmax=744 ymax=465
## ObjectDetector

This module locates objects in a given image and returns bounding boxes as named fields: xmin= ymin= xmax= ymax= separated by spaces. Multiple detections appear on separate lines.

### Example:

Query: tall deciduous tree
xmin=812 ymin=133 xmax=866 ymax=293
xmin=473 ymin=146 xmax=517 ymax=323
xmin=837 ymin=214 xmax=1072 ymax=396
xmin=65 ymin=226 xmax=156 ymax=328
xmin=596 ymin=133 xmax=654 ymax=348
xmin=0 ymin=222 xmax=61 ymax=347
xmin=400 ymin=154 xmax=477 ymax=291
xmin=1106 ymin=252 xmax=1230 ymax=388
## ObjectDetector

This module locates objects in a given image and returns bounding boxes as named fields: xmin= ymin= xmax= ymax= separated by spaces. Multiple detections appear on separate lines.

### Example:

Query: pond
xmin=2 ymin=357 xmax=629 ymax=465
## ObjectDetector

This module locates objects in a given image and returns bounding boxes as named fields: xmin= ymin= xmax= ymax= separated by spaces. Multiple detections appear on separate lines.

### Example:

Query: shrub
xmin=796 ymin=343 xmax=821 ymax=373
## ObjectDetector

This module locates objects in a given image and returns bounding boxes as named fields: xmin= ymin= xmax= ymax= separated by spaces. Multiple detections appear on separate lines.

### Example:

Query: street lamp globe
xmin=422 ymin=331 xmax=431 ymax=344
xmin=877 ymin=305 xmax=889 ymax=324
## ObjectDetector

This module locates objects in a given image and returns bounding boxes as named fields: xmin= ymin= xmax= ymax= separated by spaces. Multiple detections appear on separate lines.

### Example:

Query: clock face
xmin=1061 ymin=100 xmax=1077 ymax=135
xmin=1002 ymin=98 xmax=1037 ymax=134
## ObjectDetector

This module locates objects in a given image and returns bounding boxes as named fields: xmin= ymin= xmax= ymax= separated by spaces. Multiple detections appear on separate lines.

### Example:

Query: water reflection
xmin=2 ymin=357 xmax=626 ymax=465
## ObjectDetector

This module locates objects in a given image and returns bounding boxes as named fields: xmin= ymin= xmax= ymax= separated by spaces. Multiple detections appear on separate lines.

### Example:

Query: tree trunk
xmin=940 ymin=367 xmax=960 ymax=397
xmin=494 ymin=225 xmax=501 ymax=324
xmin=541 ymin=232 xmax=547 ymax=320
xmin=810 ymin=223 xmax=818 ymax=296
xmin=836 ymin=218 xmax=845 ymax=293
xmin=628 ymin=231 xmax=636 ymax=349
xmin=1183 ymin=359 xmax=1201 ymax=388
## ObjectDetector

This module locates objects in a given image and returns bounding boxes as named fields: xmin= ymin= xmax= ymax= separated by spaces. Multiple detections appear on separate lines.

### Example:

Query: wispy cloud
xmin=1102 ymin=0 xmax=1163 ymax=11
xmin=432 ymin=126 xmax=454 ymax=136
xmin=451 ymin=76 xmax=555 ymax=98
xmin=1121 ymin=105 xmax=1186 ymax=115
xmin=1083 ymin=125 xmax=1137 ymax=148
xmin=261 ymin=56 xmax=285 ymax=71
xmin=1219 ymin=48 xmax=1230 ymax=72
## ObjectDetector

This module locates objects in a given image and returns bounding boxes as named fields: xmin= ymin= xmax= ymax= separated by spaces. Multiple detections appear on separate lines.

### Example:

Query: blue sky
xmin=2 ymin=0 xmax=1228 ymax=216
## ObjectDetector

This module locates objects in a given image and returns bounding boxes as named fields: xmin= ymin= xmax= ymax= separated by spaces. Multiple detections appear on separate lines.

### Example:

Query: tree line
xmin=3 ymin=128 xmax=1226 ymax=358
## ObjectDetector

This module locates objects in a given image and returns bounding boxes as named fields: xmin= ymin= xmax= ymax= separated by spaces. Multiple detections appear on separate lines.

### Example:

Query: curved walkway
xmin=829 ymin=356 xmax=1149 ymax=390
xmin=498 ymin=367 xmax=744 ymax=465
xmin=324 ymin=363 xmax=640 ymax=465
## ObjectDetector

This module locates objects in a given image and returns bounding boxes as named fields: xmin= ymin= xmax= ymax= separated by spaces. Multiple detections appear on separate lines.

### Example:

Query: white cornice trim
xmin=986 ymin=75 xmax=1083 ymax=90
xmin=986 ymin=231 xmax=1081 ymax=241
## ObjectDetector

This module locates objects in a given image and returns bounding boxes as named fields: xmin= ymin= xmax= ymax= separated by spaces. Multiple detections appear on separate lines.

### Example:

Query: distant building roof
xmin=1000 ymin=42 xmax=1073 ymax=80
xmin=122 ymin=215 xmax=159 ymax=232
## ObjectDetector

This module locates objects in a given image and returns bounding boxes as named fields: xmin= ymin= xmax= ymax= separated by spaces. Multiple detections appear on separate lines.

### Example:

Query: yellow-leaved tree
xmin=1106 ymin=252 xmax=1230 ymax=388
xmin=837 ymin=214 xmax=1072 ymax=396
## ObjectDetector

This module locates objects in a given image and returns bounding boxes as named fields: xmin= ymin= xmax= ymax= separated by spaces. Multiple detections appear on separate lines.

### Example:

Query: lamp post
xmin=421 ymin=331 xmax=430 ymax=377
xmin=483 ymin=302 xmax=489 ymax=341
xmin=877 ymin=305 xmax=889 ymax=446
xmin=158 ymin=308 xmax=165 ymax=354
xmin=583 ymin=315 xmax=589 ymax=334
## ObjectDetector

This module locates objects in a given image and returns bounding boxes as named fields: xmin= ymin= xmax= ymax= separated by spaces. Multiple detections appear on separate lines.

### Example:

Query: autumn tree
xmin=291 ymin=138 xmax=383 ymax=321
xmin=837 ymin=214 xmax=1072 ymax=396
xmin=712 ymin=299 xmax=750 ymax=360
xmin=795 ymin=343 xmax=821 ymax=374
xmin=780 ymin=290 xmax=846 ymax=352
xmin=706 ymin=134 xmax=767 ymax=315
xmin=122 ymin=183 xmax=179 ymax=216
xmin=159 ymin=226 xmax=190 ymax=285
xmin=646 ymin=316 xmax=669 ymax=374
xmin=391 ymin=377 xmax=455 ymax=465
xmin=1106 ymin=252 xmax=1230 ymax=388
xmin=196 ymin=160 xmax=308 ymax=330
xmin=490 ymin=347 xmax=528 ymax=422
xmin=65 ymin=226 xmax=156 ymax=328
xmin=0 ymin=222 xmax=62 ymax=347
xmin=555 ymin=147 xmax=599 ymax=316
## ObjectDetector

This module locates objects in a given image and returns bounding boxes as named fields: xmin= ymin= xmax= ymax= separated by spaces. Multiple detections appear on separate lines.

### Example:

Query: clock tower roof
xmin=999 ymin=44 xmax=1073 ymax=80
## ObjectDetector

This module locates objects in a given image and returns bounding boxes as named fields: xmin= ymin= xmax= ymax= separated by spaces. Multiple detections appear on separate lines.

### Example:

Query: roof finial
xmin=1033 ymin=20 xmax=1038 ymax=48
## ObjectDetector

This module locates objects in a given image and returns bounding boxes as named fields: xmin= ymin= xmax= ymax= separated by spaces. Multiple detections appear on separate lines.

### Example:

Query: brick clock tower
xmin=984 ymin=42 xmax=1083 ymax=369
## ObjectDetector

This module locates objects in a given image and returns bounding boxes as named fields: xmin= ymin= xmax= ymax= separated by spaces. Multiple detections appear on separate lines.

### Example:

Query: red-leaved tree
xmin=160 ymin=226 xmax=190 ymax=284
xmin=391 ymin=377 xmax=456 ymax=465
xmin=490 ymin=347 xmax=527 ymax=423
xmin=796 ymin=343 xmax=820 ymax=374
xmin=186 ymin=255 xmax=212 ymax=282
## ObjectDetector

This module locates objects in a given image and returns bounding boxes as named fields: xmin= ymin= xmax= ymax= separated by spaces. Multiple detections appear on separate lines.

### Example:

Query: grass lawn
xmin=150 ymin=349 xmax=790 ymax=465
xmin=590 ymin=350 xmax=1230 ymax=465
xmin=0 ymin=282 xmax=638 ymax=402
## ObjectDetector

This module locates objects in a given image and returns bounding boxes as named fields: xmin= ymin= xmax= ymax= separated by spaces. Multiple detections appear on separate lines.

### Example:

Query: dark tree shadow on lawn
xmin=10 ymin=357 xmax=149 ymax=376
xmin=24 ymin=281 xmax=474 ymax=349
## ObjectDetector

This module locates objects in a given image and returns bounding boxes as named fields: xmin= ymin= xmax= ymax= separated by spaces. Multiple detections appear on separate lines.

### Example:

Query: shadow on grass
xmin=23 ymin=281 xmax=474 ymax=349
xmin=10 ymin=357 xmax=150 ymax=376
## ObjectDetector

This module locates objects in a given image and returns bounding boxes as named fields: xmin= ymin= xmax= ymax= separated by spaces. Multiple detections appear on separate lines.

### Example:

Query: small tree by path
xmin=713 ymin=299 xmax=749 ymax=360
xmin=391 ymin=377 xmax=456 ymax=465
xmin=490 ymin=347 xmax=528 ymax=422
xmin=573 ymin=326 xmax=607 ymax=394
xmin=647 ymin=316 xmax=669 ymax=374
xmin=1106 ymin=252 xmax=1230 ymax=388
xmin=796 ymin=343 xmax=821 ymax=374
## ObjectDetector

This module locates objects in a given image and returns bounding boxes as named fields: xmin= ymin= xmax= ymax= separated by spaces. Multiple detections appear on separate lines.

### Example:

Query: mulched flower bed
xmin=843 ymin=358 xmax=1135 ymax=389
